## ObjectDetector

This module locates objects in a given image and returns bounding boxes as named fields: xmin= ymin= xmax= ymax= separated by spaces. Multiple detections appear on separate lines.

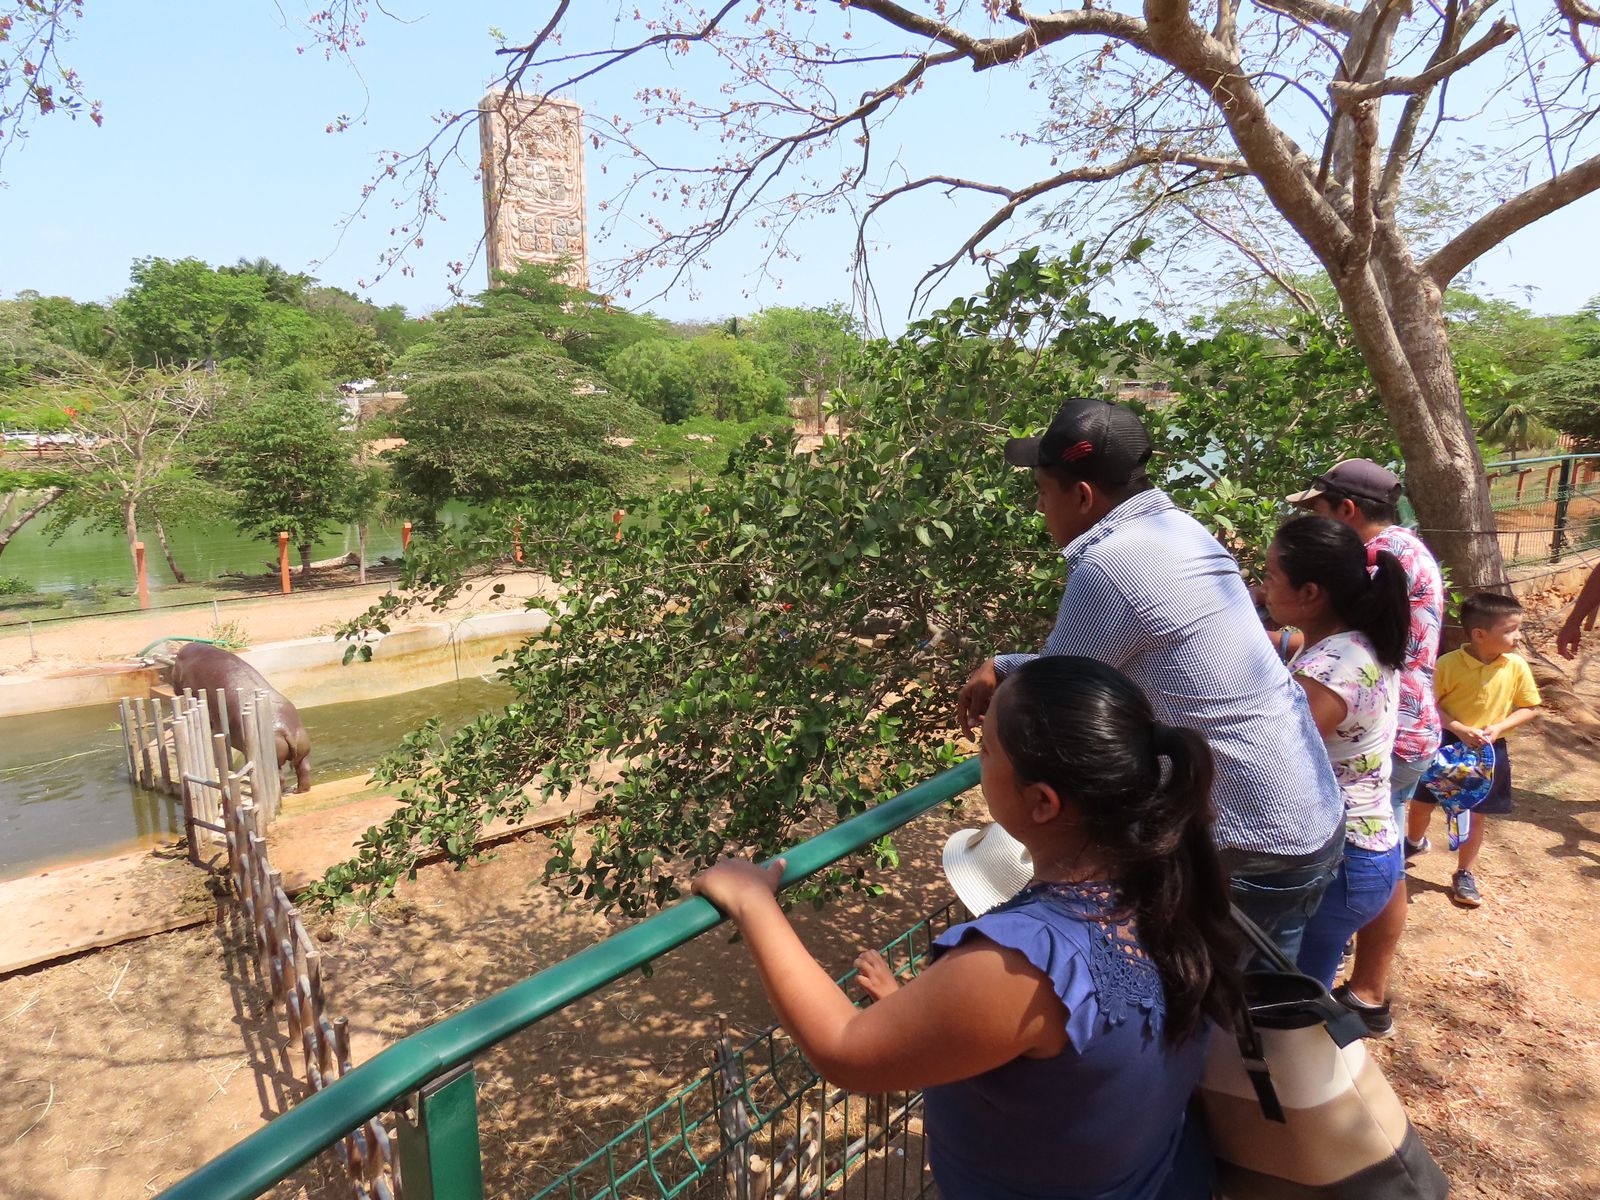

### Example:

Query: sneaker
xmin=1404 ymin=836 xmax=1431 ymax=859
xmin=1451 ymin=869 xmax=1483 ymax=908
xmin=1340 ymin=938 xmax=1356 ymax=966
xmin=1332 ymin=983 xmax=1394 ymax=1039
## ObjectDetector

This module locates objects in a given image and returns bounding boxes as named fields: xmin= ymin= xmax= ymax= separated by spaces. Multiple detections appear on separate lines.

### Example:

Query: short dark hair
xmin=1039 ymin=461 xmax=1153 ymax=501
xmin=1323 ymin=488 xmax=1401 ymax=526
xmin=1460 ymin=591 xmax=1522 ymax=633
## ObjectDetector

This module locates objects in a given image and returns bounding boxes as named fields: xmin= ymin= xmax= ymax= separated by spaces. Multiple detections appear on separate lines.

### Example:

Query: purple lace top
xmin=922 ymin=882 xmax=1212 ymax=1200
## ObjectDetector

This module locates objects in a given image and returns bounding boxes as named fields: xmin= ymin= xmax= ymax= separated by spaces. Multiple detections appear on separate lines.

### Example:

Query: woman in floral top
xmin=1263 ymin=516 xmax=1411 ymax=986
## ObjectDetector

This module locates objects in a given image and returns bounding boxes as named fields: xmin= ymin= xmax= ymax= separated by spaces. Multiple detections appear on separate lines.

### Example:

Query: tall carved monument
xmin=479 ymin=90 xmax=589 ymax=290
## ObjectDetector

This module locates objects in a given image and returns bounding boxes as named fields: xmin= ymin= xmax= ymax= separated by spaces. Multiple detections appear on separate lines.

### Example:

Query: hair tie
xmin=1366 ymin=543 xmax=1379 ymax=577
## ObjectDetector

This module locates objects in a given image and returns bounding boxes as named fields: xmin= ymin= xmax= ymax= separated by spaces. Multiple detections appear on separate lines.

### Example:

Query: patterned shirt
xmin=995 ymin=489 xmax=1343 ymax=859
xmin=1292 ymin=631 xmax=1401 ymax=852
xmin=1367 ymin=525 xmax=1444 ymax=764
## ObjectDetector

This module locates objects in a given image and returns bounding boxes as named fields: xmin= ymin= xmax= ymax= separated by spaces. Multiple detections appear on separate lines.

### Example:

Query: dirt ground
xmin=1 ymin=576 xmax=1599 ymax=1199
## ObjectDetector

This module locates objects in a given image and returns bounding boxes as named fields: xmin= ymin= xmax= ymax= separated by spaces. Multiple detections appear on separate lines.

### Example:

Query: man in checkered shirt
xmin=958 ymin=399 xmax=1344 ymax=958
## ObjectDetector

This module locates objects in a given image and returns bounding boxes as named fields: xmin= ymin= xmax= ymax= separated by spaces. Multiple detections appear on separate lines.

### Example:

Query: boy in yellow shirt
xmin=1407 ymin=593 xmax=1541 ymax=907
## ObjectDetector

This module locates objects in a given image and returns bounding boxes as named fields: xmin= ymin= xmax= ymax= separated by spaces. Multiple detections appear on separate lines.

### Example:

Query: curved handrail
xmin=157 ymin=756 xmax=979 ymax=1200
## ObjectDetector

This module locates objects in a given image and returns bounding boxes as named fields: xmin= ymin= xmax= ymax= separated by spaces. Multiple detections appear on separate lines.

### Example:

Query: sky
xmin=1 ymin=1 xmax=1596 ymax=330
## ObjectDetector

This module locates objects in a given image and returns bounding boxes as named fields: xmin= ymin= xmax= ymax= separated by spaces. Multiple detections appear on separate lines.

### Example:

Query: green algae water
xmin=0 ymin=677 xmax=511 ymax=881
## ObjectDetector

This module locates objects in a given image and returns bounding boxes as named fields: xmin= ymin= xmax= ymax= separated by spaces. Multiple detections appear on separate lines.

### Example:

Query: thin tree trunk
xmin=123 ymin=500 xmax=141 ymax=585
xmin=0 ymin=487 xmax=65 ymax=558
xmin=299 ymin=542 xmax=313 ymax=578
xmin=151 ymin=513 xmax=188 ymax=583
xmin=358 ymin=522 xmax=368 ymax=585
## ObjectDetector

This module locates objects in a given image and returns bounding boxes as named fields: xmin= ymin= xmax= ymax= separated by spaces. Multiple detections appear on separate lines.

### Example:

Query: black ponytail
xmin=993 ymin=658 xmax=1241 ymax=1044
xmin=1274 ymin=515 xmax=1409 ymax=669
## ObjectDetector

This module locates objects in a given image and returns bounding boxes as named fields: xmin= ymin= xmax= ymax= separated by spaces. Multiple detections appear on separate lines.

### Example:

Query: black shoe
xmin=1332 ymin=983 xmax=1394 ymax=1039
xmin=1403 ymin=836 xmax=1430 ymax=860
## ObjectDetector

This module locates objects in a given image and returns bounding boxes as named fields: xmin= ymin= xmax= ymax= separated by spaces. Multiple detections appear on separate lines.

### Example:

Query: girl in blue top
xmin=694 ymin=656 xmax=1240 ymax=1200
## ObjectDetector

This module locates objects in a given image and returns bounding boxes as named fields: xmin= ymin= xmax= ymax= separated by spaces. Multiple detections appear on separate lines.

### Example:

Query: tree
xmin=385 ymin=296 xmax=654 ymax=513
xmin=114 ymin=257 xmax=273 ymax=369
xmin=745 ymin=304 xmax=864 ymax=431
xmin=209 ymin=389 xmax=369 ymax=576
xmin=40 ymin=364 xmax=223 ymax=586
xmin=338 ymin=1 xmax=1600 ymax=593
xmin=477 ymin=262 xmax=665 ymax=370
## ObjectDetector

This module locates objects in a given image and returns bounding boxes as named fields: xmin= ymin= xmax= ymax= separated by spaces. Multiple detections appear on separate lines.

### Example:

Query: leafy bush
xmin=0 ymin=574 xmax=33 ymax=596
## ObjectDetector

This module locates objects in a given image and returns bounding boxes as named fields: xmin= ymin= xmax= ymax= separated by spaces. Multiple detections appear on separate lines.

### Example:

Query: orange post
xmin=512 ymin=518 xmax=524 ymax=564
xmin=134 ymin=541 xmax=150 ymax=610
xmin=613 ymin=509 xmax=625 ymax=544
xmin=402 ymin=520 xmax=413 ymax=552
xmin=278 ymin=531 xmax=292 ymax=595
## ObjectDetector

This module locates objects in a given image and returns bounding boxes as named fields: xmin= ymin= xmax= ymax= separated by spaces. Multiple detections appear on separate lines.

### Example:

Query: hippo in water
xmin=170 ymin=642 xmax=312 ymax=793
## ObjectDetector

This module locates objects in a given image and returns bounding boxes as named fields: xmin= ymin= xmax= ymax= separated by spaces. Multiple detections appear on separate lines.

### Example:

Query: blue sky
xmin=1 ymin=2 xmax=1595 ymax=328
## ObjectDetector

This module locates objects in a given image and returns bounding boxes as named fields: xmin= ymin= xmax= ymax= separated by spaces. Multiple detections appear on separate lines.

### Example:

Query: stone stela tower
xmin=479 ymin=90 xmax=589 ymax=290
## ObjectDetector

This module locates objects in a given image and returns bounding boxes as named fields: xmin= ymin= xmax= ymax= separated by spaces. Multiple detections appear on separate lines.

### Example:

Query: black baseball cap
xmin=1286 ymin=459 xmax=1402 ymax=507
xmin=1003 ymin=398 xmax=1154 ymax=487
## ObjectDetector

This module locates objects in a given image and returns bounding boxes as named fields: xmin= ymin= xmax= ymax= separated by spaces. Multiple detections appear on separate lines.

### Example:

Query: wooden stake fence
xmin=119 ymin=687 xmax=396 ymax=1197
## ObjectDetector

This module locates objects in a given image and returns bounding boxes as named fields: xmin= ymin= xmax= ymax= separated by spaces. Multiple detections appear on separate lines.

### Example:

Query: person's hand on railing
xmin=691 ymin=857 xmax=786 ymax=923
xmin=853 ymin=949 xmax=902 ymax=1001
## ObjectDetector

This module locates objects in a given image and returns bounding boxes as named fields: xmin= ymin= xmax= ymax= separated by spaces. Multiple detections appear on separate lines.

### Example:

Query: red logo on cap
xmin=1060 ymin=440 xmax=1094 ymax=462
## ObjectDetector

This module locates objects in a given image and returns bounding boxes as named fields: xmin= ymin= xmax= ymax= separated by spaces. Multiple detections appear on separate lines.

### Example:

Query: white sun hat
xmin=942 ymin=823 xmax=1033 ymax=915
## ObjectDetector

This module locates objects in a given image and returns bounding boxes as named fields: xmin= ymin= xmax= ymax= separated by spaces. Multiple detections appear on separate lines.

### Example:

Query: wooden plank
xmin=152 ymin=697 xmax=174 ymax=795
xmin=133 ymin=697 xmax=155 ymax=790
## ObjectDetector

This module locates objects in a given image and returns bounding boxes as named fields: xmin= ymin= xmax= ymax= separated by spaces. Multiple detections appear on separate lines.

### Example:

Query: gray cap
xmin=1286 ymin=459 xmax=1402 ymax=506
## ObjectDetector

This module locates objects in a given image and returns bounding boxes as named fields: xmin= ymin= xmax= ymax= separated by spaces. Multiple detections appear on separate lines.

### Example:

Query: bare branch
xmin=888 ymin=149 xmax=1250 ymax=303
xmin=1555 ymin=0 xmax=1600 ymax=64
xmin=1425 ymin=152 xmax=1600 ymax=287
xmin=1330 ymin=18 xmax=1516 ymax=102
xmin=1252 ymin=0 xmax=1362 ymax=35
xmin=849 ymin=0 xmax=1152 ymax=61
xmin=1343 ymin=101 xmax=1380 ymax=274
xmin=1177 ymin=201 xmax=1322 ymax=312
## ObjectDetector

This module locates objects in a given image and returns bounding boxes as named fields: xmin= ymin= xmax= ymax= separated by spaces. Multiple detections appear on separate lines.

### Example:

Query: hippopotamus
xmin=170 ymin=642 xmax=312 ymax=793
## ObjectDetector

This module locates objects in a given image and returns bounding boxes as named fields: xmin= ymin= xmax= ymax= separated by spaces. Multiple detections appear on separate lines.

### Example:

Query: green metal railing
xmin=157 ymin=757 xmax=979 ymax=1200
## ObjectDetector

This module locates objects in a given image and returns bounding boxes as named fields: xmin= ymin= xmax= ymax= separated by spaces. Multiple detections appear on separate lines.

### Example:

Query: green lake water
xmin=0 ymin=676 xmax=512 ymax=881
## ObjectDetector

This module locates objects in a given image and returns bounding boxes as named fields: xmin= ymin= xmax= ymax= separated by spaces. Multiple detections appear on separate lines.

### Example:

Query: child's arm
xmin=692 ymin=857 xmax=1065 ymax=1094
xmin=1485 ymin=705 xmax=1540 ymax=742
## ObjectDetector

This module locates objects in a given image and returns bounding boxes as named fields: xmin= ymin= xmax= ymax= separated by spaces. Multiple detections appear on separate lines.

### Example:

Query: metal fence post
xmin=396 ymin=1064 xmax=484 ymax=1200
xmin=1552 ymin=455 xmax=1574 ymax=562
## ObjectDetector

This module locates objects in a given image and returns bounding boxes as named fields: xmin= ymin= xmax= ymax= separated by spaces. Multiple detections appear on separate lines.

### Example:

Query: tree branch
xmin=1425 ymin=152 xmax=1600 ymax=287
xmin=1555 ymin=0 xmax=1600 ymax=65
xmin=848 ymin=0 xmax=1151 ymax=61
xmin=892 ymin=150 xmax=1250 ymax=303
xmin=1252 ymin=0 xmax=1362 ymax=35
xmin=1330 ymin=18 xmax=1516 ymax=102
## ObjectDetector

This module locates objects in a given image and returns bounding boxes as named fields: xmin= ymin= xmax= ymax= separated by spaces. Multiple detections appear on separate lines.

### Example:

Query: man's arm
xmin=1557 ymin=564 xmax=1600 ymax=659
xmin=957 ymin=560 xmax=1142 ymax=734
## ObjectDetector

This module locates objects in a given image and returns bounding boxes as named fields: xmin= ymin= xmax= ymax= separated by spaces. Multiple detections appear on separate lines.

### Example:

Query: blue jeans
xmin=1228 ymin=857 xmax=1338 ymax=968
xmin=1298 ymin=842 xmax=1404 ymax=986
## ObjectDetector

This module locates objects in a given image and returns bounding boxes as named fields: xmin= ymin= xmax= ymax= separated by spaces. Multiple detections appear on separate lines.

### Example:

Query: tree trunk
xmin=1326 ymin=246 xmax=1508 ymax=594
xmin=358 ymin=522 xmax=368 ymax=585
xmin=151 ymin=513 xmax=188 ymax=583
xmin=300 ymin=542 xmax=314 ymax=578
xmin=123 ymin=500 xmax=141 ymax=584
xmin=0 ymin=487 xmax=65 ymax=559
